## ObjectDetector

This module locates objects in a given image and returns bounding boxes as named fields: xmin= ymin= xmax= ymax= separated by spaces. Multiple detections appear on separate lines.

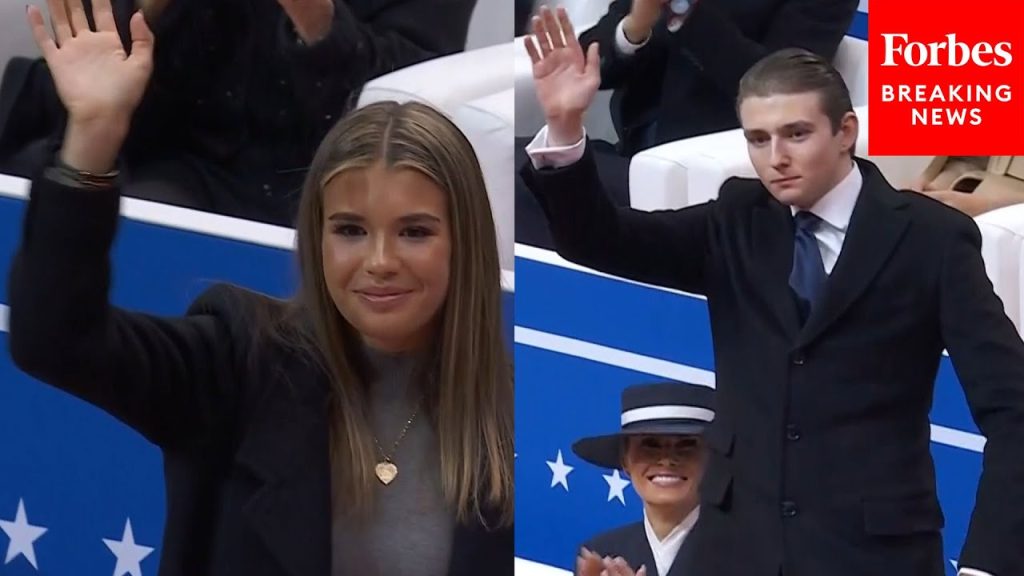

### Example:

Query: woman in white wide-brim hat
xmin=571 ymin=381 xmax=715 ymax=576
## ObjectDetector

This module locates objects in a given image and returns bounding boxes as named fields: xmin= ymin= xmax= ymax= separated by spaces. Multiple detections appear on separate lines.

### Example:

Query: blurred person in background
xmin=580 ymin=0 xmax=857 ymax=157
xmin=0 ymin=0 xmax=476 ymax=226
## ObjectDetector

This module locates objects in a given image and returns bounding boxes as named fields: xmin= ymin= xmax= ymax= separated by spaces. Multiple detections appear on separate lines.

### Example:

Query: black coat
xmin=6 ymin=175 xmax=512 ymax=576
xmin=579 ymin=0 xmax=857 ymax=156
xmin=583 ymin=522 xmax=691 ymax=576
xmin=521 ymin=147 xmax=1024 ymax=576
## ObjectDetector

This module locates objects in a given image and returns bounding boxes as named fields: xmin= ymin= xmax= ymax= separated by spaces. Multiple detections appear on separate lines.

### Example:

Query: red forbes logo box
xmin=868 ymin=0 xmax=1024 ymax=156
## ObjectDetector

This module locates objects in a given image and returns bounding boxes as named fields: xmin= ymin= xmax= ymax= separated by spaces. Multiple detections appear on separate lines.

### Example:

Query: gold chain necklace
xmin=372 ymin=404 xmax=421 ymax=486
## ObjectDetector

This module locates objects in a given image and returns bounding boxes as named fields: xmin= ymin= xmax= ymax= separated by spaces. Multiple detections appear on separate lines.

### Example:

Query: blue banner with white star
xmin=0 ymin=190 xmax=514 ymax=575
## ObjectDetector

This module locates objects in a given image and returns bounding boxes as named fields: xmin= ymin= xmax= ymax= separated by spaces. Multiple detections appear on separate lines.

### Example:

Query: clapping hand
xmin=577 ymin=547 xmax=605 ymax=576
xmin=576 ymin=547 xmax=648 ymax=576
xmin=600 ymin=556 xmax=648 ymax=576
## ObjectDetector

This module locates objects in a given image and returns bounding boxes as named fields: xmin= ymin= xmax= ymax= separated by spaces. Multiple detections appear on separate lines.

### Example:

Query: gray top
xmin=331 ymin=346 xmax=454 ymax=576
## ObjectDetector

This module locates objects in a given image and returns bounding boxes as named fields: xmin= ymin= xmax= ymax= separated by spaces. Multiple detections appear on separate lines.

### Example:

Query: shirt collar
xmin=790 ymin=161 xmax=862 ymax=232
xmin=643 ymin=506 xmax=700 ymax=571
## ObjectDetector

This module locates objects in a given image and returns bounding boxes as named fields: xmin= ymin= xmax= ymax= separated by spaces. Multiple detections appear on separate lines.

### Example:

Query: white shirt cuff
xmin=525 ymin=125 xmax=587 ymax=169
xmin=959 ymin=568 xmax=995 ymax=576
xmin=615 ymin=17 xmax=648 ymax=56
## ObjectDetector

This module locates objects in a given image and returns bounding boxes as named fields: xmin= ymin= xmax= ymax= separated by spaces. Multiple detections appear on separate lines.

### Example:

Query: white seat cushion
xmin=833 ymin=36 xmax=867 ymax=107
xmin=358 ymin=42 xmax=513 ymax=112
xmin=976 ymin=204 xmax=1024 ymax=337
xmin=451 ymin=88 xmax=515 ymax=272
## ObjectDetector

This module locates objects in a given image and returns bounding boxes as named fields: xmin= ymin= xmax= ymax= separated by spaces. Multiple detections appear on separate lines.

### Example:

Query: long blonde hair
xmin=287 ymin=101 xmax=513 ymax=526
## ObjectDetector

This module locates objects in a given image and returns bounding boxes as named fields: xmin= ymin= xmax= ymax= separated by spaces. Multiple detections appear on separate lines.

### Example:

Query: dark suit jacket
xmin=6 ymin=176 xmax=512 ymax=576
xmin=578 ymin=0 xmax=857 ymax=156
xmin=521 ymin=147 xmax=1024 ymax=576
xmin=583 ymin=522 xmax=691 ymax=576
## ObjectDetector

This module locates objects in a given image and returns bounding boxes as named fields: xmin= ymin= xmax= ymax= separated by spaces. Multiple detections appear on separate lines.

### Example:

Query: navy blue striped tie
xmin=789 ymin=211 xmax=826 ymax=323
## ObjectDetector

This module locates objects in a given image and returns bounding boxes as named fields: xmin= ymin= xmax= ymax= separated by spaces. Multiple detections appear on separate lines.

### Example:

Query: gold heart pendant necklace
xmin=372 ymin=403 xmax=421 ymax=486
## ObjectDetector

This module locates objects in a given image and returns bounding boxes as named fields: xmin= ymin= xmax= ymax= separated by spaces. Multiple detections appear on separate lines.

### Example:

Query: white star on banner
xmin=0 ymin=499 xmax=47 ymax=570
xmin=103 ymin=518 xmax=154 ymax=576
xmin=603 ymin=469 xmax=631 ymax=505
xmin=546 ymin=449 xmax=574 ymax=491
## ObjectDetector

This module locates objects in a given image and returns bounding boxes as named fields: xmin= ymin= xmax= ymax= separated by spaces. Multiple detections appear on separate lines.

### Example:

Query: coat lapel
xmin=665 ymin=530 xmax=694 ymax=576
xmin=236 ymin=354 xmax=333 ymax=576
xmin=795 ymin=160 xmax=910 ymax=349
xmin=626 ymin=523 xmax=659 ymax=576
xmin=751 ymin=198 xmax=802 ymax=339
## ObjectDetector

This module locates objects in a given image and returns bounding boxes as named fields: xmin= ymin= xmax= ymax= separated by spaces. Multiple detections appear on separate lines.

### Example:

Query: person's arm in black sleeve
xmin=579 ymin=0 xmax=667 ymax=90
xmin=939 ymin=215 xmax=1024 ymax=576
xmin=7 ymin=1 xmax=245 ymax=455
xmin=278 ymin=0 xmax=477 ymax=115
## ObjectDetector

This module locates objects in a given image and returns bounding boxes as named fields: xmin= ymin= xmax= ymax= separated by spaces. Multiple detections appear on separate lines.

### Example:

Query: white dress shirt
xmin=615 ymin=18 xmax=649 ymax=56
xmin=643 ymin=507 xmax=699 ymax=576
xmin=524 ymin=124 xmax=588 ymax=168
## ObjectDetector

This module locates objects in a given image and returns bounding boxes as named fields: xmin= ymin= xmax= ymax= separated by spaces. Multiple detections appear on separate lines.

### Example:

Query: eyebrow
xmin=781 ymin=121 xmax=815 ymax=131
xmin=326 ymin=212 xmax=442 ymax=224
xmin=744 ymin=121 xmax=815 ymax=137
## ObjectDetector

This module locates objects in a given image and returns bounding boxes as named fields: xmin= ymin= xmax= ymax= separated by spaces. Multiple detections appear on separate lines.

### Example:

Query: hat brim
xmin=571 ymin=422 xmax=707 ymax=470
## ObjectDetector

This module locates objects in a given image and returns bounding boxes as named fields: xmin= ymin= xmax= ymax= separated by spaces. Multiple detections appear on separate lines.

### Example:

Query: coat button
xmin=781 ymin=501 xmax=798 ymax=518
xmin=792 ymin=352 xmax=805 ymax=365
xmin=785 ymin=425 xmax=801 ymax=441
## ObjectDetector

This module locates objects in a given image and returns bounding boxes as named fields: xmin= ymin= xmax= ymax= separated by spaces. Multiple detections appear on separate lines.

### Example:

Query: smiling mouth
xmin=355 ymin=290 xmax=412 ymax=304
xmin=647 ymin=474 xmax=688 ymax=486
